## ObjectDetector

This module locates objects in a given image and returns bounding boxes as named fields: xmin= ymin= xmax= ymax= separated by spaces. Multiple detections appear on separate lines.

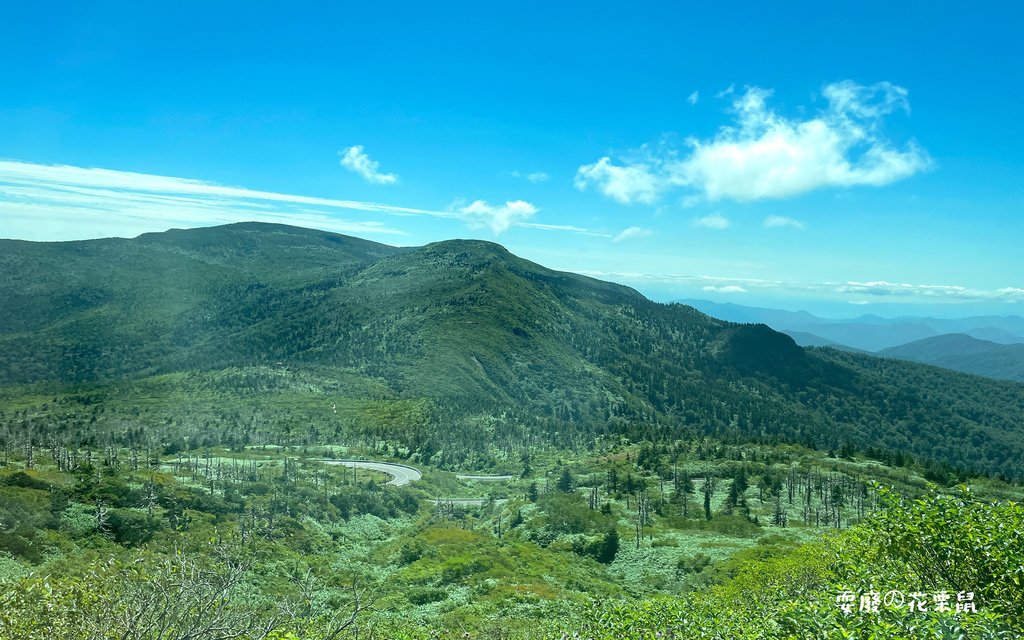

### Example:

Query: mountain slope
xmin=879 ymin=333 xmax=1024 ymax=382
xmin=2 ymin=223 xmax=1024 ymax=477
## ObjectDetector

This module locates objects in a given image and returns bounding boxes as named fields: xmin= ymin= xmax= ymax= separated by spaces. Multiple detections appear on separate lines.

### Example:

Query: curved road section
xmin=429 ymin=497 xmax=509 ymax=506
xmin=321 ymin=459 xmax=423 ymax=487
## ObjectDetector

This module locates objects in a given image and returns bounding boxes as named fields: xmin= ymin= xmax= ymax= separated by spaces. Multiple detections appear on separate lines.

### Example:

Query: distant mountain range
xmin=681 ymin=299 xmax=1024 ymax=348
xmin=681 ymin=299 xmax=1024 ymax=382
xmin=778 ymin=330 xmax=867 ymax=353
xmin=878 ymin=334 xmax=1024 ymax=383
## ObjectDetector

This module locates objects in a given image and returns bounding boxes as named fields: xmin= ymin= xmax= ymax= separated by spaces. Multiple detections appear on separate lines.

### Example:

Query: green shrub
xmin=407 ymin=586 xmax=448 ymax=605
xmin=675 ymin=552 xmax=712 ymax=577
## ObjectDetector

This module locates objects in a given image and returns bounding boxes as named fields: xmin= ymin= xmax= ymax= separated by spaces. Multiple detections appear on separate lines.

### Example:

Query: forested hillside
xmin=2 ymin=222 xmax=1023 ymax=478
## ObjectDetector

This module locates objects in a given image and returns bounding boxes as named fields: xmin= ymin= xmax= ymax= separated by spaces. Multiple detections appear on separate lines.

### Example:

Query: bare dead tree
xmin=279 ymin=572 xmax=383 ymax=640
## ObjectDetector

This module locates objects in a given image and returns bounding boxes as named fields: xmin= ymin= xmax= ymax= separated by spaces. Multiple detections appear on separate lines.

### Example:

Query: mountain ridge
xmin=2 ymin=222 xmax=1023 ymax=477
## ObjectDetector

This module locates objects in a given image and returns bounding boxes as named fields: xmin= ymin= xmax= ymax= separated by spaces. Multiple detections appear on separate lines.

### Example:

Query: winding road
xmin=319 ymin=459 xmax=423 ymax=487
xmin=428 ymin=497 xmax=509 ymax=506
xmin=314 ymin=459 xmax=513 ymax=505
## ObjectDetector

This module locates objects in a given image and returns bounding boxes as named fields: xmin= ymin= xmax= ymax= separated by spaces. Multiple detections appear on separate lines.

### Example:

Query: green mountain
xmin=2 ymin=222 xmax=1024 ymax=477
xmin=879 ymin=333 xmax=1024 ymax=382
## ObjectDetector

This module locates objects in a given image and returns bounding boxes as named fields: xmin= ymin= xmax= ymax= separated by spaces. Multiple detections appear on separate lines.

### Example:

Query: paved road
xmin=429 ymin=497 xmax=509 ymax=506
xmin=312 ymin=460 xmax=509 ymax=506
xmin=320 ymin=459 xmax=423 ymax=487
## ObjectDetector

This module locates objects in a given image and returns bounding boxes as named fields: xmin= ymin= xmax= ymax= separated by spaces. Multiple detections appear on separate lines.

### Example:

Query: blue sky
xmin=1 ymin=1 xmax=1022 ymax=317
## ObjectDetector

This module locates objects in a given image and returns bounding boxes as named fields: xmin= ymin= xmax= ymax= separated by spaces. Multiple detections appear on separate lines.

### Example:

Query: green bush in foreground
xmin=551 ymin=487 xmax=1023 ymax=639
xmin=0 ymin=486 xmax=1020 ymax=639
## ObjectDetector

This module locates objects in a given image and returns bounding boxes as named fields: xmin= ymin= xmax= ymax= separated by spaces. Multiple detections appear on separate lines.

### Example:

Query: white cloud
xmin=338 ymin=145 xmax=398 ymax=185
xmin=763 ymin=215 xmax=805 ymax=229
xmin=0 ymin=160 xmax=606 ymax=242
xmin=835 ymin=278 xmax=987 ymax=299
xmin=612 ymin=226 xmax=654 ymax=243
xmin=574 ymin=156 xmax=661 ymax=205
xmin=688 ymin=91 xmax=699 ymax=105
xmin=517 ymin=221 xmax=612 ymax=238
xmin=0 ymin=160 xmax=436 ymax=241
xmin=692 ymin=213 xmax=730 ymax=229
xmin=830 ymin=279 xmax=1024 ymax=302
xmin=510 ymin=170 xmax=550 ymax=183
xmin=575 ymin=269 xmax=1024 ymax=304
xmin=526 ymin=171 xmax=549 ymax=183
xmin=459 ymin=199 xmax=538 ymax=235
xmin=576 ymin=80 xmax=931 ymax=205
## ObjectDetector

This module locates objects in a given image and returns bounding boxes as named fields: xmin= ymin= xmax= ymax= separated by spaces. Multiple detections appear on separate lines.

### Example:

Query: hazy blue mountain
xmin=677 ymin=299 xmax=825 ymax=327
xmin=879 ymin=334 xmax=1024 ymax=382
xmin=963 ymin=327 xmax=1024 ymax=344
xmin=880 ymin=315 xmax=1024 ymax=339
xmin=804 ymin=322 xmax=938 ymax=351
xmin=680 ymin=299 xmax=1024 ymax=351
xmin=781 ymin=330 xmax=865 ymax=352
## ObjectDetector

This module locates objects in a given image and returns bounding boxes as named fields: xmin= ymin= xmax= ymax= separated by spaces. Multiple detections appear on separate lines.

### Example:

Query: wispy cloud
xmin=338 ymin=145 xmax=398 ymax=185
xmin=612 ymin=226 xmax=654 ymax=243
xmin=0 ymin=160 xmax=436 ymax=240
xmin=716 ymin=84 xmax=736 ymax=98
xmin=575 ymin=80 xmax=931 ymax=205
xmin=576 ymin=271 xmax=779 ymax=286
xmin=702 ymin=284 xmax=746 ymax=293
xmin=511 ymin=170 xmax=550 ymax=183
xmin=834 ymin=280 xmax=1024 ymax=300
xmin=0 ymin=160 xmax=604 ymax=241
xmin=574 ymin=269 xmax=1024 ymax=304
xmin=459 ymin=199 xmax=538 ymax=235
xmin=763 ymin=215 xmax=805 ymax=229
xmin=692 ymin=213 xmax=730 ymax=229
xmin=518 ymin=221 xmax=612 ymax=238
xmin=687 ymin=91 xmax=699 ymax=105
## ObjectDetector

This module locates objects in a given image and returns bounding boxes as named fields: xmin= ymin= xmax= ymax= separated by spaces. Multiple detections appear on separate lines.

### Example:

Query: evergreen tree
xmin=606 ymin=467 xmax=618 ymax=492
xmin=556 ymin=468 xmax=574 ymax=493
xmin=509 ymin=508 xmax=524 ymax=528
xmin=595 ymin=526 xmax=620 ymax=564
xmin=725 ymin=480 xmax=739 ymax=514
xmin=526 ymin=482 xmax=539 ymax=502
xmin=703 ymin=477 xmax=713 ymax=520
